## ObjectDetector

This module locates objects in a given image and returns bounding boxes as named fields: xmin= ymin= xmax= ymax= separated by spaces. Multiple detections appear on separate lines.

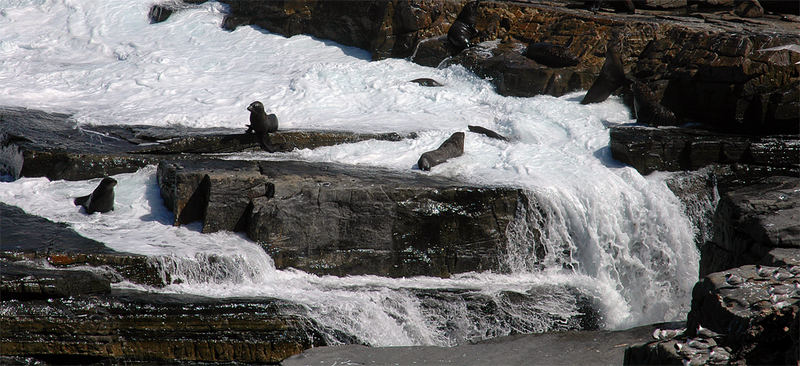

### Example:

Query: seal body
xmin=468 ymin=125 xmax=508 ymax=141
xmin=246 ymin=101 xmax=279 ymax=152
xmin=417 ymin=132 xmax=465 ymax=171
xmin=632 ymin=80 xmax=678 ymax=126
xmin=524 ymin=42 xmax=579 ymax=68
xmin=447 ymin=1 xmax=480 ymax=53
xmin=581 ymin=44 xmax=628 ymax=104
xmin=74 ymin=177 xmax=117 ymax=214
xmin=410 ymin=78 xmax=444 ymax=87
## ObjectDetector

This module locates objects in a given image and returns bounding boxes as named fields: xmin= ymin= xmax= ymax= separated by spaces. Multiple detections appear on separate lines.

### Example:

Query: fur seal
xmin=447 ymin=1 xmax=480 ymax=53
xmin=418 ymin=132 xmax=465 ymax=171
xmin=584 ymin=0 xmax=635 ymax=13
xmin=581 ymin=44 xmax=628 ymax=104
xmin=74 ymin=177 xmax=117 ymax=214
xmin=524 ymin=42 xmax=579 ymax=68
xmin=246 ymin=101 xmax=279 ymax=153
xmin=631 ymin=80 xmax=678 ymax=126
xmin=410 ymin=78 xmax=444 ymax=87
xmin=468 ymin=125 xmax=508 ymax=141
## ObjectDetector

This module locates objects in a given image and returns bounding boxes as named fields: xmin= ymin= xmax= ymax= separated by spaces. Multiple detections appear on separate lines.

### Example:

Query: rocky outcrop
xmin=625 ymin=175 xmax=800 ymax=364
xmin=0 ymin=290 xmax=327 ymax=364
xmin=699 ymin=175 xmax=800 ymax=276
xmin=0 ymin=107 xmax=413 ymax=181
xmin=157 ymin=159 xmax=524 ymax=277
xmin=609 ymin=125 xmax=799 ymax=175
xmin=0 ymin=202 xmax=164 ymax=287
xmin=218 ymin=0 xmax=800 ymax=134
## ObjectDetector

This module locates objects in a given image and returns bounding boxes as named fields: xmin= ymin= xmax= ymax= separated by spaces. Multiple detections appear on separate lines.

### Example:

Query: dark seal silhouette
xmin=631 ymin=80 xmax=678 ymax=126
xmin=447 ymin=1 xmax=480 ymax=53
xmin=584 ymin=0 xmax=635 ymax=13
xmin=581 ymin=44 xmax=628 ymax=104
xmin=468 ymin=125 xmax=508 ymax=141
xmin=418 ymin=132 xmax=465 ymax=171
xmin=410 ymin=78 xmax=444 ymax=87
xmin=524 ymin=42 xmax=579 ymax=68
xmin=246 ymin=101 xmax=279 ymax=152
xmin=74 ymin=177 xmax=117 ymax=214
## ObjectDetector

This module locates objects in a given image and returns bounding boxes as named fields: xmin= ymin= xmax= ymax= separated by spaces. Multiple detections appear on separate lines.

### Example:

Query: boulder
xmin=157 ymin=159 xmax=524 ymax=278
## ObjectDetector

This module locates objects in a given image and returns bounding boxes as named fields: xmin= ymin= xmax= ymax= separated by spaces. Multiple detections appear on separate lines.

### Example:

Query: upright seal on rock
xmin=246 ymin=101 xmax=279 ymax=153
xmin=447 ymin=1 xmax=480 ymax=53
xmin=417 ymin=132 xmax=465 ymax=171
xmin=581 ymin=43 xmax=629 ymax=104
xmin=74 ymin=177 xmax=117 ymax=214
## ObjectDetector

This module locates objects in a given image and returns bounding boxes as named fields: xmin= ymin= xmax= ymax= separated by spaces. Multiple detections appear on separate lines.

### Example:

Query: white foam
xmin=0 ymin=0 xmax=700 ymax=345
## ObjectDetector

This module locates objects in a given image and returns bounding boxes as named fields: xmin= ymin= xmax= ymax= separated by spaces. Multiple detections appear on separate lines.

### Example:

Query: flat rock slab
xmin=609 ymin=125 xmax=799 ymax=175
xmin=157 ymin=159 xmax=524 ymax=277
xmin=284 ymin=323 xmax=667 ymax=366
xmin=1 ymin=107 xmax=414 ymax=181
xmin=0 ymin=202 xmax=162 ymax=287
xmin=0 ymin=289 xmax=326 ymax=364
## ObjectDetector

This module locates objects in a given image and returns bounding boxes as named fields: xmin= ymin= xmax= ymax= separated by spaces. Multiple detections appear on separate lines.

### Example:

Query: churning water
xmin=0 ymin=0 xmax=700 ymax=346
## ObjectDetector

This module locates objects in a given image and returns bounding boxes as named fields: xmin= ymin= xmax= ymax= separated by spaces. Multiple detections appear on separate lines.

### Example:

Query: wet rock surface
xmin=0 ymin=107 xmax=413 ymax=181
xmin=285 ymin=322 xmax=669 ymax=366
xmin=0 ymin=290 xmax=327 ymax=364
xmin=609 ymin=124 xmax=799 ymax=175
xmin=157 ymin=158 xmax=524 ymax=277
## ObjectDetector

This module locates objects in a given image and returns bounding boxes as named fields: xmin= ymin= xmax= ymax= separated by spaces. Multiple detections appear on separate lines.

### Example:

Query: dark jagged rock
xmin=734 ymin=0 xmax=764 ymax=18
xmin=0 ymin=290 xmax=327 ymax=364
xmin=468 ymin=125 xmax=508 ymax=141
xmin=699 ymin=175 xmax=800 ymax=276
xmin=148 ymin=4 xmax=174 ymax=24
xmin=440 ymin=41 xmax=594 ymax=97
xmin=157 ymin=158 xmax=524 ymax=278
xmin=417 ymin=131 xmax=464 ymax=171
xmin=609 ymin=125 xmax=799 ymax=175
xmin=524 ymin=42 xmax=579 ymax=67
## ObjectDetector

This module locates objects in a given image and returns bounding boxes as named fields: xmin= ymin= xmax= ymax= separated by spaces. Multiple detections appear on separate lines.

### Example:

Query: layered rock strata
xmin=157 ymin=159 xmax=523 ymax=277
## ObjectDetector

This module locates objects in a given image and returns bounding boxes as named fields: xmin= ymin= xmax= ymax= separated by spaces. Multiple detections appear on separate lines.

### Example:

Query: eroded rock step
xmin=157 ymin=158 xmax=524 ymax=278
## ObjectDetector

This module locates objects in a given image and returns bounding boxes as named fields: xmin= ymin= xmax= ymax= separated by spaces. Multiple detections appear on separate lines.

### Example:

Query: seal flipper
xmin=256 ymin=133 xmax=277 ymax=153
xmin=74 ymin=194 xmax=91 ymax=207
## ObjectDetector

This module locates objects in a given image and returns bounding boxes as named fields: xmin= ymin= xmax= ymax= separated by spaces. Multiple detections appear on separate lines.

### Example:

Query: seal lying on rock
xmin=410 ymin=78 xmax=444 ymax=87
xmin=246 ymin=101 xmax=279 ymax=153
xmin=581 ymin=44 xmax=628 ymax=104
xmin=74 ymin=177 xmax=117 ymax=214
xmin=418 ymin=132 xmax=465 ymax=171
xmin=524 ymin=42 xmax=579 ymax=67
xmin=447 ymin=1 xmax=480 ymax=53
xmin=468 ymin=125 xmax=508 ymax=141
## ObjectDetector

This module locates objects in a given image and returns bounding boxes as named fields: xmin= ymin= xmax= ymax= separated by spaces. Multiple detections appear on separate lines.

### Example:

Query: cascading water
xmin=0 ymin=0 xmax=703 ymax=346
